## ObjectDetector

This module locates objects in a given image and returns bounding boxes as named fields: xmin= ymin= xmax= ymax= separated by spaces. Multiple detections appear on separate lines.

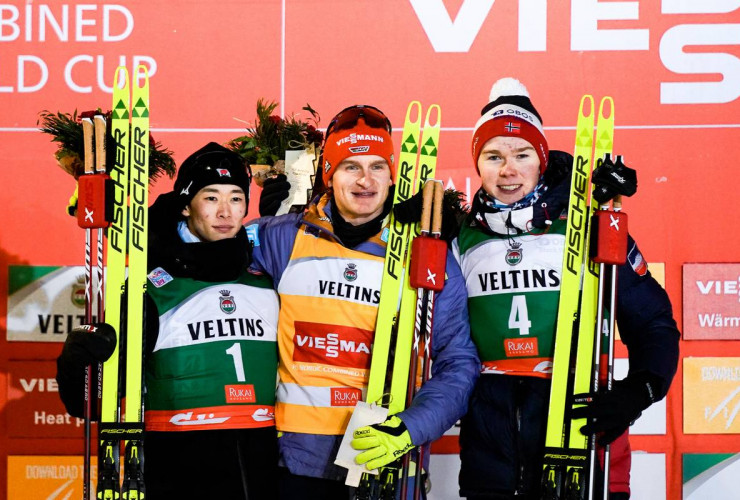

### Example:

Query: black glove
xmin=571 ymin=371 xmax=659 ymax=446
xmin=59 ymin=323 xmax=117 ymax=367
xmin=56 ymin=323 xmax=117 ymax=418
xmin=392 ymin=189 xmax=460 ymax=243
xmin=259 ymin=174 xmax=291 ymax=216
xmin=591 ymin=155 xmax=637 ymax=205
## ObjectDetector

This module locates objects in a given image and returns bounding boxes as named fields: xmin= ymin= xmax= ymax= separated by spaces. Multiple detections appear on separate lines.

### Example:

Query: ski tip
xmin=579 ymin=94 xmax=595 ymax=117
xmin=113 ymin=67 xmax=130 ymax=93
xmin=133 ymin=65 xmax=150 ymax=90
xmin=405 ymin=101 xmax=423 ymax=125
xmin=423 ymin=104 xmax=441 ymax=129
xmin=598 ymin=96 xmax=614 ymax=123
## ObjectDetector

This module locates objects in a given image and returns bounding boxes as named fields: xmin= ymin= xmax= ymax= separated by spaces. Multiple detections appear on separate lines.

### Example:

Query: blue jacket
xmin=247 ymin=197 xmax=479 ymax=480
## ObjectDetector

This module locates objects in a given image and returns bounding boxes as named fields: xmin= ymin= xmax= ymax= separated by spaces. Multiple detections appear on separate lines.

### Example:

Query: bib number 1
xmin=225 ymin=342 xmax=246 ymax=382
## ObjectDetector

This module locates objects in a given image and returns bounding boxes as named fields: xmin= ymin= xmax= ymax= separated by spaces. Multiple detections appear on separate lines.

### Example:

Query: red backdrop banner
xmin=2 ymin=2 xmax=740 ymax=498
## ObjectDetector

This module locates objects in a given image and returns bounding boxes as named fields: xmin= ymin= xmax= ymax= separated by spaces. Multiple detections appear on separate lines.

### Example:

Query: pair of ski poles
xmin=399 ymin=179 xmax=447 ymax=500
xmin=78 ymin=113 xmax=110 ymax=500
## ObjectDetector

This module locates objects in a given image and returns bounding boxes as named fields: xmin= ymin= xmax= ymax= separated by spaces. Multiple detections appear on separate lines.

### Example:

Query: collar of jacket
xmin=299 ymin=193 xmax=389 ymax=249
xmin=148 ymin=191 xmax=251 ymax=282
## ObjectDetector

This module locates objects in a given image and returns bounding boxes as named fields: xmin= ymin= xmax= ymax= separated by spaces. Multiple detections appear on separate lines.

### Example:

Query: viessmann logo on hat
xmin=216 ymin=168 xmax=231 ymax=177
xmin=335 ymin=133 xmax=386 ymax=146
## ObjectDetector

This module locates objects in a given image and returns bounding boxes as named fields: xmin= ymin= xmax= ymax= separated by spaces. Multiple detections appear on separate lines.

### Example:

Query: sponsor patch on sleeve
xmin=147 ymin=267 xmax=173 ymax=288
xmin=245 ymin=224 xmax=260 ymax=247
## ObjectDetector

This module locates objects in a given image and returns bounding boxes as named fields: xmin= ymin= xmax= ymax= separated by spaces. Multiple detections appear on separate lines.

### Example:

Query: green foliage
xmin=227 ymin=99 xmax=323 ymax=166
xmin=37 ymin=109 xmax=176 ymax=183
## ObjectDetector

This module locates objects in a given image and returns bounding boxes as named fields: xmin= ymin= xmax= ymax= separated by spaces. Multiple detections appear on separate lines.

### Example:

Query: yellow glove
xmin=351 ymin=416 xmax=414 ymax=470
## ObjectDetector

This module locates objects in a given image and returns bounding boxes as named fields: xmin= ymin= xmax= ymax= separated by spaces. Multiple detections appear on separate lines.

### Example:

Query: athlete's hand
xmin=56 ymin=323 xmax=117 ymax=419
xmin=352 ymin=416 xmax=414 ymax=470
xmin=59 ymin=323 xmax=117 ymax=367
xmin=259 ymin=174 xmax=291 ymax=216
xmin=572 ymin=372 xmax=659 ymax=445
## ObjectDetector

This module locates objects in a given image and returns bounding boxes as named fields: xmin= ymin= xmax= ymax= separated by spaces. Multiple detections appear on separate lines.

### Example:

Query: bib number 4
xmin=508 ymin=295 xmax=532 ymax=336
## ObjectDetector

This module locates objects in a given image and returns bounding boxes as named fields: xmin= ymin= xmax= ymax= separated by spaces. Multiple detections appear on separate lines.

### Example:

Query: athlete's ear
xmin=182 ymin=205 xmax=191 ymax=218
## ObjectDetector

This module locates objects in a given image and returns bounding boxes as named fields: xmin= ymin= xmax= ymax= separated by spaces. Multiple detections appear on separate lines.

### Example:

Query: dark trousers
xmin=144 ymin=427 xmax=278 ymax=499
xmin=277 ymin=467 xmax=352 ymax=500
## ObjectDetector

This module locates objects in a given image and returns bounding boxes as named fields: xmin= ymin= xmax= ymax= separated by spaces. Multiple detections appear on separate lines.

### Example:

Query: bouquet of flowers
xmin=228 ymin=99 xmax=322 ymax=185
xmin=38 ymin=109 xmax=176 ymax=182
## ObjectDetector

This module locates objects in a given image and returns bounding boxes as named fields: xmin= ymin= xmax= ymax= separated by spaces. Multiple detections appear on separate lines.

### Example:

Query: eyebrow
xmin=200 ymin=187 xmax=245 ymax=194
xmin=338 ymin=160 xmax=389 ymax=168
xmin=481 ymin=145 xmax=536 ymax=155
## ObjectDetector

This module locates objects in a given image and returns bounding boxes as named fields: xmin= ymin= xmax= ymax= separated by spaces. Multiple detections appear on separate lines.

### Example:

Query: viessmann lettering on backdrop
xmin=409 ymin=0 xmax=740 ymax=104
xmin=683 ymin=263 xmax=740 ymax=340
xmin=6 ymin=361 xmax=85 ymax=438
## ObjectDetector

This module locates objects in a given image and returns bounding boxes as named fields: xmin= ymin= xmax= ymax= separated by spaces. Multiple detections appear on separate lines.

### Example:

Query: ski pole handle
xmin=94 ymin=114 xmax=107 ymax=174
xmin=420 ymin=179 xmax=434 ymax=234
xmin=82 ymin=117 xmax=95 ymax=175
xmin=432 ymin=181 xmax=443 ymax=237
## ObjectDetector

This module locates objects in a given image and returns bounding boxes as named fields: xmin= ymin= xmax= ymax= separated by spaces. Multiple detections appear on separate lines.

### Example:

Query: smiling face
xmin=477 ymin=136 xmax=542 ymax=205
xmin=328 ymin=154 xmax=392 ymax=226
xmin=182 ymin=184 xmax=247 ymax=241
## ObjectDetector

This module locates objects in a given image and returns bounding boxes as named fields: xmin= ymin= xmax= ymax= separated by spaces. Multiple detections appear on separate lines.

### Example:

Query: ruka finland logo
xmin=219 ymin=289 xmax=236 ymax=314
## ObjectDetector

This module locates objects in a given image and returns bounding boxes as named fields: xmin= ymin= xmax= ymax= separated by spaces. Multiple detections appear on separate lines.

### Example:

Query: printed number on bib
xmin=508 ymin=295 xmax=532 ymax=336
xmin=225 ymin=343 xmax=246 ymax=382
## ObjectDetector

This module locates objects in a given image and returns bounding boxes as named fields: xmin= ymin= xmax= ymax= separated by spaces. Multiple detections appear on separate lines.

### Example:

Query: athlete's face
xmin=182 ymin=184 xmax=247 ymax=241
xmin=478 ymin=136 xmax=541 ymax=205
xmin=328 ymin=155 xmax=392 ymax=226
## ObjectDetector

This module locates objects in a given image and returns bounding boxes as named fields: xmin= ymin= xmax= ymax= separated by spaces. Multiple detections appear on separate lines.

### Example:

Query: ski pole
xmin=79 ymin=112 xmax=112 ymax=500
xmin=599 ymin=193 xmax=622 ymax=500
xmin=400 ymin=180 xmax=446 ymax=499
xmin=589 ymin=152 xmax=633 ymax=499
xmin=81 ymin=116 xmax=94 ymax=500
xmin=399 ymin=180 xmax=435 ymax=498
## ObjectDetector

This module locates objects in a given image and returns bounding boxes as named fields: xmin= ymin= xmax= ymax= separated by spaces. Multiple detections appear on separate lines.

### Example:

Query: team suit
xmin=450 ymin=79 xmax=680 ymax=500
xmin=247 ymin=192 xmax=480 ymax=496
xmin=57 ymin=143 xmax=280 ymax=499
